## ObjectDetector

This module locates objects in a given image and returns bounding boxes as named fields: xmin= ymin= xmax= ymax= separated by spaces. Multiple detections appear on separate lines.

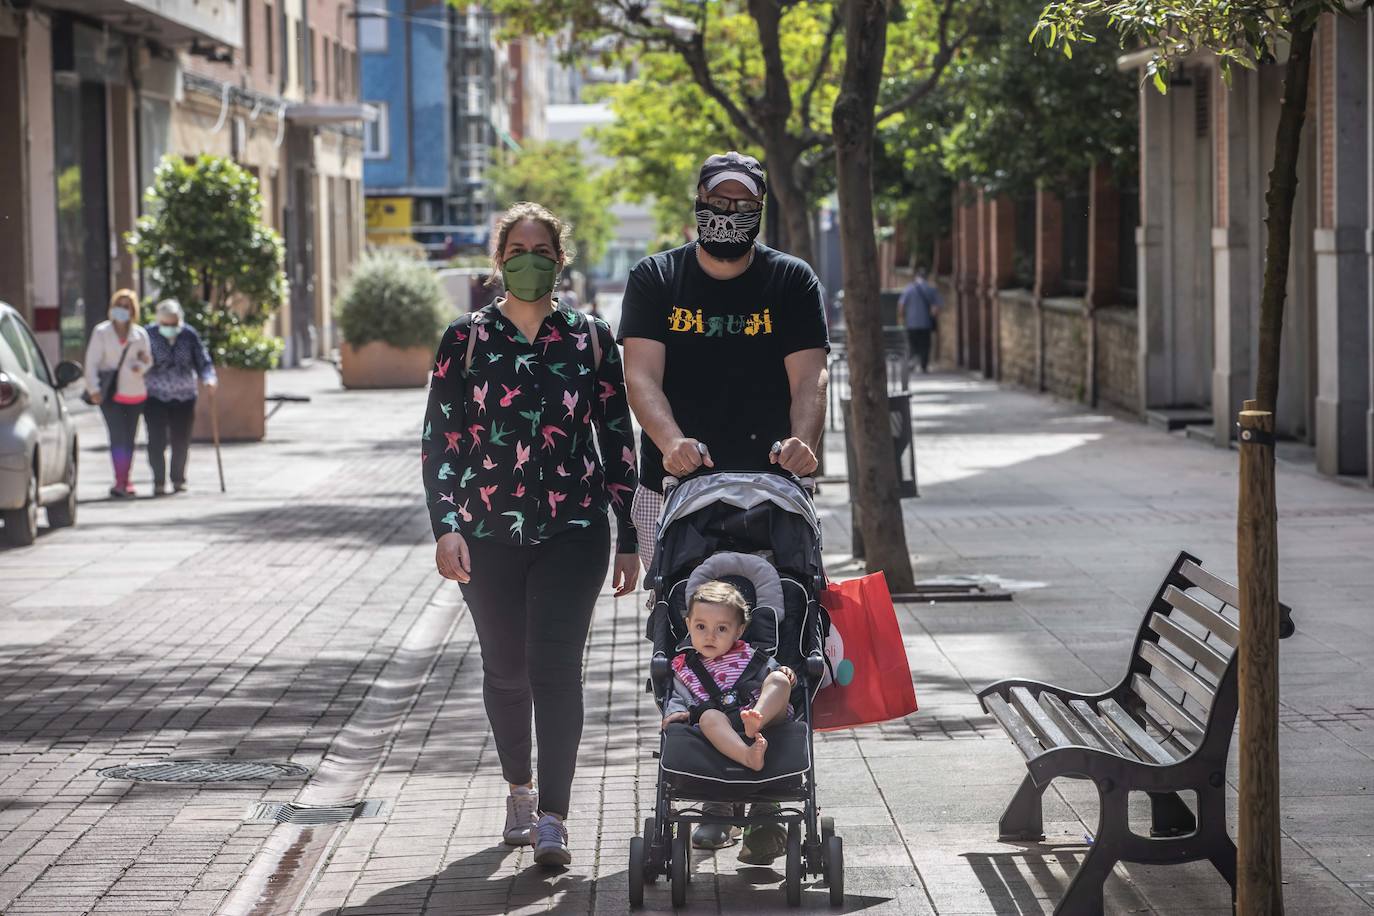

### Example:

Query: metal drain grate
xmin=247 ymin=800 xmax=383 ymax=825
xmin=97 ymin=760 xmax=311 ymax=783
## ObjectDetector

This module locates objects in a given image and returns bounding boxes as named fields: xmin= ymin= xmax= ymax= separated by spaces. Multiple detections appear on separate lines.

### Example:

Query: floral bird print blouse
xmin=421 ymin=302 xmax=639 ymax=554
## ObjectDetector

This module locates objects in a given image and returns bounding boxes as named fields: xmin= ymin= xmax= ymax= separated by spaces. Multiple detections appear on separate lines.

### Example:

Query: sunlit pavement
xmin=0 ymin=365 xmax=1370 ymax=914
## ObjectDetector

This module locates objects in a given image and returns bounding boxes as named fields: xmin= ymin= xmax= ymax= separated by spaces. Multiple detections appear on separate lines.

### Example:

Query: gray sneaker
xmin=533 ymin=814 xmax=572 ymax=867
xmin=503 ymin=788 xmax=538 ymax=846
xmin=738 ymin=804 xmax=787 ymax=865
xmin=692 ymin=802 xmax=741 ymax=849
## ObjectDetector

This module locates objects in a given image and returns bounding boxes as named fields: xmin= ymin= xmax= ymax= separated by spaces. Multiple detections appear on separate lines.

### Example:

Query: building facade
xmin=0 ymin=0 xmax=366 ymax=368
xmin=935 ymin=10 xmax=1374 ymax=485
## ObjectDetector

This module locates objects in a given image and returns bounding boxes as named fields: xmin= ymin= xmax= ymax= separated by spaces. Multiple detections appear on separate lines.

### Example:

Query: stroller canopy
xmin=659 ymin=473 xmax=821 ymax=544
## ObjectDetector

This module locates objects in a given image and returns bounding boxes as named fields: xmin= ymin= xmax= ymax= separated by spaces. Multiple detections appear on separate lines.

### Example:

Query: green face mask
xmin=502 ymin=252 xmax=558 ymax=302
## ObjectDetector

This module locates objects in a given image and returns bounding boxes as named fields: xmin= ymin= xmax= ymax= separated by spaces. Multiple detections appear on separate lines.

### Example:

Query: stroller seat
xmin=660 ymin=719 xmax=811 ymax=802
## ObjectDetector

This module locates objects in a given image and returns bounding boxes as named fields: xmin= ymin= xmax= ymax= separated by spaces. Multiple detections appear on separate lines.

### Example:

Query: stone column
xmin=987 ymin=195 xmax=1015 ymax=381
xmin=1085 ymin=162 xmax=1121 ymax=405
xmin=1137 ymin=81 xmax=1170 ymax=413
xmin=1213 ymin=67 xmax=1258 ymax=447
xmin=1034 ymin=189 xmax=1064 ymax=391
xmin=1314 ymin=14 xmax=1370 ymax=476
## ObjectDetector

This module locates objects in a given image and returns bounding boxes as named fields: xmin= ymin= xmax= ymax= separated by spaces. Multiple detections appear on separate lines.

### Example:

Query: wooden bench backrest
xmin=1125 ymin=553 xmax=1241 ymax=759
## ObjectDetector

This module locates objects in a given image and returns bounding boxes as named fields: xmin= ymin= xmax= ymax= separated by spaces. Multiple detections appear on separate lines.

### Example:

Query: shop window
xmin=364 ymin=103 xmax=389 ymax=159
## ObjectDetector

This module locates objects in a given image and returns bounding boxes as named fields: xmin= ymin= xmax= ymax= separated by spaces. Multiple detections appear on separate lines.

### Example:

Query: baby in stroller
xmin=660 ymin=579 xmax=797 ymax=771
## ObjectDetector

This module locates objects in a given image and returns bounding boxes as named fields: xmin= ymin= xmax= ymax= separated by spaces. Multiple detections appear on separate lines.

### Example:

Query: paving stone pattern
xmin=2 ymin=367 xmax=1372 ymax=914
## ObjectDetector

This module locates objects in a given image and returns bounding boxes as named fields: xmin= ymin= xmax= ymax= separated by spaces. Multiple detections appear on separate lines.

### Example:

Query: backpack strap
xmin=462 ymin=311 xmax=483 ymax=377
xmin=585 ymin=311 xmax=603 ymax=372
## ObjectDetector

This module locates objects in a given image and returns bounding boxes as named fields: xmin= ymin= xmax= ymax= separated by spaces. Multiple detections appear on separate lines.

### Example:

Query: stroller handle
xmin=662 ymin=442 xmax=816 ymax=496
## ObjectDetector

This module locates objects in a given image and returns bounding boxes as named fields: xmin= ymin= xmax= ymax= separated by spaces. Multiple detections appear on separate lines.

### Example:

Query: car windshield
xmin=0 ymin=315 xmax=33 ymax=376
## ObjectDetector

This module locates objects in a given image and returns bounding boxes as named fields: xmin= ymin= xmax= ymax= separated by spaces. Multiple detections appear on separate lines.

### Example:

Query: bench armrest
xmin=1025 ymin=744 xmax=1192 ymax=790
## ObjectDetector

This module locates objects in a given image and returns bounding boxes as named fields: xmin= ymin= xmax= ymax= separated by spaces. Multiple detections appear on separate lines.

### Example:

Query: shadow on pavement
xmin=962 ymin=847 xmax=1082 ymax=916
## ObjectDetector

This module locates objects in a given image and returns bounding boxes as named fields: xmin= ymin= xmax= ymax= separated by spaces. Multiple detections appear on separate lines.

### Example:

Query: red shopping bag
xmin=811 ymin=572 xmax=918 ymax=731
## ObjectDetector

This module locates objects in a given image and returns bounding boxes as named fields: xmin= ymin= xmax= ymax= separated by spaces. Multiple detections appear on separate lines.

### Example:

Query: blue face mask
xmin=158 ymin=324 xmax=180 ymax=340
xmin=110 ymin=307 xmax=131 ymax=323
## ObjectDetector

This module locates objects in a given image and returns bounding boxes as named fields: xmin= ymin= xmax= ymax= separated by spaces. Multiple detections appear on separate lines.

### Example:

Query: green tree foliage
xmin=487 ymin=0 xmax=986 ymax=263
xmin=941 ymin=0 xmax=1138 ymax=197
xmin=487 ymin=139 xmax=614 ymax=270
xmin=126 ymin=155 xmax=285 ymax=370
xmin=336 ymin=251 xmax=447 ymax=350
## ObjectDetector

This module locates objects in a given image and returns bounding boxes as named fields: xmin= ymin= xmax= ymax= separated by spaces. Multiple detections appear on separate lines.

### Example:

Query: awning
xmin=41 ymin=0 xmax=241 ymax=48
xmin=286 ymin=102 xmax=379 ymax=125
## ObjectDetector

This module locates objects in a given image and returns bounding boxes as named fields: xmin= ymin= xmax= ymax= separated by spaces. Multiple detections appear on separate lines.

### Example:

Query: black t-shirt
xmin=617 ymin=242 xmax=829 ymax=493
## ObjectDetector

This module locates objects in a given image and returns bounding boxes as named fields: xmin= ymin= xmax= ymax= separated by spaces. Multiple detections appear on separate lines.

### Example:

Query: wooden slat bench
xmin=976 ymin=551 xmax=1296 ymax=915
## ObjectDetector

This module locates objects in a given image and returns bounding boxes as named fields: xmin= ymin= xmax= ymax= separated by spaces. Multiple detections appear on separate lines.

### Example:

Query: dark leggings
xmin=457 ymin=520 xmax=611 ymax=819
xmin=99 ymin=401 xmax=142 ymax=489
xmin=907 ymin=328 xmax=933 ymax=372
xmin=144 ymin=397 xmax=197 ymax=486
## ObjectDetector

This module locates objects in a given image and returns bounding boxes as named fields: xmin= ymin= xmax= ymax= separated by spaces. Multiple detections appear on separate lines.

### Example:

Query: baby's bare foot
xmin=740 ymin=708 xmax=764 ymax=739
xmin=743 ymin=735 xmax=768 ymax=771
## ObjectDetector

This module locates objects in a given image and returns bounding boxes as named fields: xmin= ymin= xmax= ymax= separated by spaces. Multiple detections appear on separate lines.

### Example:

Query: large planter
xmin=192 ymin=366 xmax=266 ymax=443
xmin=339 ymin=341 xmax=433 ymax=389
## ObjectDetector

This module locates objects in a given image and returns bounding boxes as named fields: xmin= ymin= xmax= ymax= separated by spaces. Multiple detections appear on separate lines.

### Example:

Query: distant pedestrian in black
xmin=898 ymin=265 xmax=941 ymax=374
xmin=144 ymin=298 xmax=217 ymax=495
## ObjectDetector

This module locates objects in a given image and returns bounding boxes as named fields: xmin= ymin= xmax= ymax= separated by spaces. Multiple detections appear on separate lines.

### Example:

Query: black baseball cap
xmin=698 ymin=151 xmax=767 ymax=198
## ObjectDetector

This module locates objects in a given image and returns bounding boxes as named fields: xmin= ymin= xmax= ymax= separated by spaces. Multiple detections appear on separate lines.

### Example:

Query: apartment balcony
xmin=44 ymin=0 xmax=241 ymax=47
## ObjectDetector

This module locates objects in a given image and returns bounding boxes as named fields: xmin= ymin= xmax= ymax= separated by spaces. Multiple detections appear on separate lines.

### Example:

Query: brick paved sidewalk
xmin=3 ymin=367 xmax=1372 ymax=914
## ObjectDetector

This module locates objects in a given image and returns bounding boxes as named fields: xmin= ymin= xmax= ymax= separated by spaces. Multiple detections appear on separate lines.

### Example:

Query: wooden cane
xmin=210 ymin=385 xmax=226 ymax=493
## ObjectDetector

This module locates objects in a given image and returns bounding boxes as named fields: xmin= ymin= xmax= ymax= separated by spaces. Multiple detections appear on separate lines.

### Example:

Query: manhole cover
xmin=97 ymin=760 xmax=310 ymax=783
xmin=248 ymin=800 xmax=383 ymax=824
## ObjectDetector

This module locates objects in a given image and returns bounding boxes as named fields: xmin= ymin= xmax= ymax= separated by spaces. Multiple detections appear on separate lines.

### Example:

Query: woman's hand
xmin=661 ymin=711 xmax=689 ymax=730
xmin=435 ymin=532 xmax=472 ymax=583
xmin=611 ymin=552 xmax=640 ymax=597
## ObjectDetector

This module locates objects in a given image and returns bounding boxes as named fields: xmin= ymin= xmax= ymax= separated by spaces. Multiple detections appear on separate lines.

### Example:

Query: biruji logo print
xmin=667 ymin=307 xmax=774 ymax=337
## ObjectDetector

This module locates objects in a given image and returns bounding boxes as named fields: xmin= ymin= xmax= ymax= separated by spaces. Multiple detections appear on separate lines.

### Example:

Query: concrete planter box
xmin=339 ymin=341 xmax=433 ymax=390
xmin=192 ymin=366 xmax=266 ymax=443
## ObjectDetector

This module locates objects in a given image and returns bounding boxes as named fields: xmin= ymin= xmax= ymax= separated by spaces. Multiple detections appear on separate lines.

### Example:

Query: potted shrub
xmin=126 ymin=155 xmax=286 ymax=442
xmin=336 ymin=251 xmax=446 ymax=389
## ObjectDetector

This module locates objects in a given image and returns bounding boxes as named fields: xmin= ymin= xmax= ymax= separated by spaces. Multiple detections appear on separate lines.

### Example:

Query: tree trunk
xmin=1255 ymin=21 xmax=1316 ymax=413
xmin=1235 ymin=14 xmax=1315 ymax=916
xmin=833 ymin=0 xmax=915 ymax=592
xmin=766 ymin=147 xmax=816 ymax=266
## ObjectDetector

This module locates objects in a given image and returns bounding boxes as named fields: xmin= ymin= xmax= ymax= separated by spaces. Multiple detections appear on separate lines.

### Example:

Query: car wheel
xmin=2 ymin=461 xmax=39 ymax=547
xmin=45 ymin=445 xmax=77 ymax=529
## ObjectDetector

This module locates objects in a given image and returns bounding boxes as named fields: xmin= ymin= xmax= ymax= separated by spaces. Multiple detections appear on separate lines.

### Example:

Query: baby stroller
xmin=628 ymin=471 xmax=843 ymax=908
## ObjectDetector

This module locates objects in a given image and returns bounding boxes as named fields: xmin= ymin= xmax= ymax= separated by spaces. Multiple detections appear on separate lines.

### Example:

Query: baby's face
xmin=687 ymin=602 xmax=747 ymax=660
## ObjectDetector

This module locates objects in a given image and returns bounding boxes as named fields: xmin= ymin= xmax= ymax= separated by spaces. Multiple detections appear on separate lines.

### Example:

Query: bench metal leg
xmin=1055 ymin=782 xmax=1125 ymax=916
xmin=998 ymin=774 xmax=1046 ymax=841
xmin=1148 ymin=791 xmax=1197 ymax=837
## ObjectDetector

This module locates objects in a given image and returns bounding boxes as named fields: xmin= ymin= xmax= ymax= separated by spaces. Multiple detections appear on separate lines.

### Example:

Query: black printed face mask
xmin=694 ymin=200 xmax=762 ymax=260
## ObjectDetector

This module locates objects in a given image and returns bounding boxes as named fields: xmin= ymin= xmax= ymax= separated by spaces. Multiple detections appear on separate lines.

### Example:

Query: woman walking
xmin=421 ymin=202 xmax=640 ymax=867
xmin=84 ymin=289 xmax=153 ymax=498
xmin=144 ymin=299 xmax=217 ymax=495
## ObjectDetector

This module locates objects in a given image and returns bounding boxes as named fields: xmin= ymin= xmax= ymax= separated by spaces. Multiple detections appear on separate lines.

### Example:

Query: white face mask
xmin=110 ymin=307 xmax=131 ymax=323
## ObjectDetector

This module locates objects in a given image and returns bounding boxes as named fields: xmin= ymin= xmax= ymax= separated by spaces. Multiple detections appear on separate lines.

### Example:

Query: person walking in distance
xmin=143 ymin=298 xmax=217 ymax=495
xmin=898 ymin=264 xmax=941 ymax=375
xmin=422 ymin=202 xmax=640 ymax=868
xmin=618 ymin=151 xmax=829 ymax=863
xmin=83 ymin=289 xmax=153 ymax=498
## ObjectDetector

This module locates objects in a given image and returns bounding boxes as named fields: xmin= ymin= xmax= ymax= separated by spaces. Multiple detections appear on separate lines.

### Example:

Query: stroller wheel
xmin=820 ymin=816 xmax=835 ymax=844
xmin=825 ymin=835 xmax=844 ymax=907
xmin=642 ymin=818 xmax=660 ymax=883
xmin=671 ymin=829 xmax=689 ymax=907
xmin=785 ymin=823 xmax=802 ymax=907
xmin=628 ymin=836 xmax=646 ymax=908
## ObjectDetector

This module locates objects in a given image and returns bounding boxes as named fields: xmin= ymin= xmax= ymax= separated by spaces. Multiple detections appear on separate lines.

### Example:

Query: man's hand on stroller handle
xmin=661 ymin=711 xmax=689 ymax=730
xmin=663 ymin=437 xmax=714 ymax=477
xmin=770 ymin=437 xmax=818 ymax=477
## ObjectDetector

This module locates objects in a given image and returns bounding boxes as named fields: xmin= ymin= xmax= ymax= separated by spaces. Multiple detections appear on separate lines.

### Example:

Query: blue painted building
xmin=358 ymin=0 xmax=451 ymax=247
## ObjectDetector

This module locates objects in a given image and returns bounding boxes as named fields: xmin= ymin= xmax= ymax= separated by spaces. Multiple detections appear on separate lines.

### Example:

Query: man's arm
xmin=623 ymin=337 xmax=713 ymax=476
xmin=784 ymin=347 xmax=828 ymax=451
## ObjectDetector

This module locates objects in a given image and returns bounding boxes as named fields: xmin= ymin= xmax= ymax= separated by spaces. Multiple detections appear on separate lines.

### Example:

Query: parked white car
xmin=0 ymin=302 xmax=83 ymax=546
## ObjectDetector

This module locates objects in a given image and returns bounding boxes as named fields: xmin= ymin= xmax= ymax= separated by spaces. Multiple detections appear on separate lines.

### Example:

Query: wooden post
xmin=1237 ymin=399 xmax=1284 ymax=915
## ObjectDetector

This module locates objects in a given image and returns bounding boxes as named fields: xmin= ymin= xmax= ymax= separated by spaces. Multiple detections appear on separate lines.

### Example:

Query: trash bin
xmin=841 ymin=393 xmax=917 ymax=559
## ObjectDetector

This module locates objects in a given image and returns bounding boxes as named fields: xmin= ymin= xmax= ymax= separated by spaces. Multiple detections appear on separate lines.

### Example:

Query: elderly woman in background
xmin=144 ymin=299 xmax=217 ymax=495
xmin=84 ymin=289 xmax=154 ymax=498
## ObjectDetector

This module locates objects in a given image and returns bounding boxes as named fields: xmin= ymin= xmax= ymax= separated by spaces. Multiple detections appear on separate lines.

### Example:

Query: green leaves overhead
xmin=487 ymin=139 xmax=614 ymax=269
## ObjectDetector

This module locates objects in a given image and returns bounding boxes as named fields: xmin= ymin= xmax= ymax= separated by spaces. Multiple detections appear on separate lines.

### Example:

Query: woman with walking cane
xmin=420 ymin=202 xmax=640 ymax=867
xmin=144 ymin=298 xmax=217 ymax=495
xmin=84 ymin=289 xmax=153 ymax=498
